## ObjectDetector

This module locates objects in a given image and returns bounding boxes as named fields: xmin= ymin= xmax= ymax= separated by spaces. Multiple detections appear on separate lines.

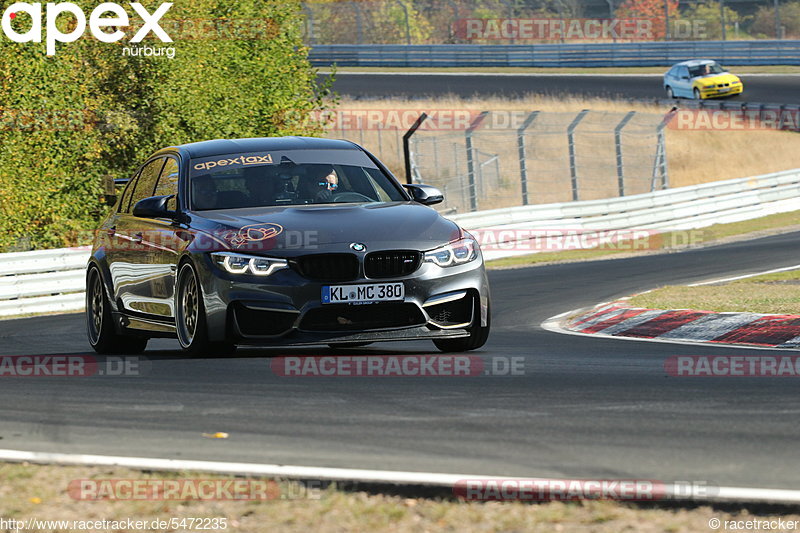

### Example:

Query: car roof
xmin=672 ymin=59 xmax=717 ymax=67
xmin=170 ymin=136 xmax=360 ymax=159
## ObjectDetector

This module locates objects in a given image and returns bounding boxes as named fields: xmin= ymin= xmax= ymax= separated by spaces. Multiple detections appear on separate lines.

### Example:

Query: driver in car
xmin=314 ymin=167 xmax=339 ymax=202
xmin=299 ymin=164 xmax=340 ymax=203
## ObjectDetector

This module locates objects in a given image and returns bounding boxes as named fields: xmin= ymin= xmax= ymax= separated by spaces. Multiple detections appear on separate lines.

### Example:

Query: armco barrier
xmin=309 ymin=40 xmax=800 ymax=68
xmin=0 ymin=247 xmax=89 ymax=317
xmin=0 ymin=168 xmax=799 ymax=317
xmin=450 ymin=168 xmax=800 ymax=260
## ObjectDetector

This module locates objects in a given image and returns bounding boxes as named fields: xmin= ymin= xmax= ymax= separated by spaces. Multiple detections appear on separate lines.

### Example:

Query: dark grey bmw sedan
xmin=86 ymin=137 xmax=490 ymax=355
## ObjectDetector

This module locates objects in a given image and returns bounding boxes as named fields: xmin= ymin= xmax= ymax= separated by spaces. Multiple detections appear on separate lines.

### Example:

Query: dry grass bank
xmin=1 ymin=463 xmax=798 ymax=533
xmin=325 ymin=96 xmax=800 ymax=205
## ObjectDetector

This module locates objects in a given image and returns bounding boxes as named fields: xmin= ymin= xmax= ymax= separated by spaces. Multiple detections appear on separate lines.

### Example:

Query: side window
xmin=127 ymin=157 xmax=166 ymax=213
xmin=679 ymin=66 xmax=689 ymax=79
xmin=117 ymin=170 xmax=141 ymax=214
xmin=154 ymin=158 xmax=180 ymax=211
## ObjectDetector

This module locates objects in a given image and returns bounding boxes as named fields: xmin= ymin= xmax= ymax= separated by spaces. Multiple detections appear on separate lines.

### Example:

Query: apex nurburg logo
xmin=1 ymin=2 xmax=173 ymax=55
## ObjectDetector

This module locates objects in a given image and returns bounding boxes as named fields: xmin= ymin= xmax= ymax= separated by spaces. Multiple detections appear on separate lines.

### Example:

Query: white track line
xmin=2 ymin=448 xmax=800 ymax=504
xmin=688 ymin=263 xmax=800 ymax=286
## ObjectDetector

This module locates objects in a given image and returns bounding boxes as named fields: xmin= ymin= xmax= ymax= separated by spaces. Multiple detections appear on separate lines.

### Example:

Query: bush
xmin=679 ymin=1 xmax=745 ymax=40
xmin=751 ymin=1 xmax=800 ymax=38
xmin=0 ymin=0 xmax=331 ymax=251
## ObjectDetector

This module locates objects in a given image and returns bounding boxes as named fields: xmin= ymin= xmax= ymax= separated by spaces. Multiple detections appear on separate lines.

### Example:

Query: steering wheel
xmin=331 ymin=192 xmax=373 ymax=203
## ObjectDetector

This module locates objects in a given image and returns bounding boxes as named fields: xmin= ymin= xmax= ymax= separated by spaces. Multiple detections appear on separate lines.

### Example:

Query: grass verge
xmin=486 ymin=210 xmax=800 ymax=270
xmin=2 ymin=463 xmax=799 ymax=533
xmin=628 ymin=266 xmax=800 ymax=314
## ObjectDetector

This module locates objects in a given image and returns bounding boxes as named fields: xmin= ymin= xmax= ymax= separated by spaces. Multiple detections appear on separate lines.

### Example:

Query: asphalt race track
xmin=326 ymin=73 xmax=800 ymax=105
xmin=2 ymin=231 xmax=800 ymax=490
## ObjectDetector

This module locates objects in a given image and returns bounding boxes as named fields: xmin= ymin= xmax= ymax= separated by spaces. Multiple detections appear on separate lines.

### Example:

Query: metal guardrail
xmin=0 ymin=168 xmax=799 ymax=316
xmin=309 ymin=40 xmax=800 ymax=67
xmin=0 ymin=247 xmax=89 ymax=317
xmin=450 ymin=168 xmax=800 ymax=260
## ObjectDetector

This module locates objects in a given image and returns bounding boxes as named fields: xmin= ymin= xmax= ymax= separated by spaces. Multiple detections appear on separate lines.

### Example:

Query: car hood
xmin=695 ymin=73 xmax=740 ymax=86
xmin=192 ymin=202 xmax=462 ymax=254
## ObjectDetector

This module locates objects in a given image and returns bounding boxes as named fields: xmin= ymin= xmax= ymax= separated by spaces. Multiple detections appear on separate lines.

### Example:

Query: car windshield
xmin=688 ymin=62 xmax=725 ymax=77
xmin=189 ymin=149 xmax=407 ymax=210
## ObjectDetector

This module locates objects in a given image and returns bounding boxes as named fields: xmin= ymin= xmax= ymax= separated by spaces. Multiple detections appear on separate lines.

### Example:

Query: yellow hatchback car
xmin=663 ymin=60 xmax=744 ymax=100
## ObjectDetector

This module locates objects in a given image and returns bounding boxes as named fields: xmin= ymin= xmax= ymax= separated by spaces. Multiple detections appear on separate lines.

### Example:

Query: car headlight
xmin=424 ymin=238 xmax=479 ymax=267
xmin=211 ymin=252 xmax=288 ymax=276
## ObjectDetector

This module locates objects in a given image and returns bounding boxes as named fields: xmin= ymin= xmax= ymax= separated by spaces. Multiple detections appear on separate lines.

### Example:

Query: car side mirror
xmin=404 ymin=184 xmax=444 ymax=206
xmin=133 ymin=195 xmax=178 ymax=219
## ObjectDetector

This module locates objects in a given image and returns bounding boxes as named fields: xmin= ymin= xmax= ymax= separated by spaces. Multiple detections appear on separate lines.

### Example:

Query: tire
xmin=175 ymin=262 xmax=237 ymax=356
xmin=693 ymin=88 xmax=702 ymax=100
xmin=665 ymin=86 xmax=674 ymax=99
xmin=433 ymin=299 xmax=491 ymax=353
xmin=328 ymin=342 xmax=373 ymax=349
xmin=86 ymin=267 xmax=148 ymax=355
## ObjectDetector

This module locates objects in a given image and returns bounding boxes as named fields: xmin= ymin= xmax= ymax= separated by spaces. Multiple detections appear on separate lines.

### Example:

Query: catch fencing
xmin=412 ymin=109 xmax=668 ymax=213
xmin=329 ymin=109 xmax=669 ymax=214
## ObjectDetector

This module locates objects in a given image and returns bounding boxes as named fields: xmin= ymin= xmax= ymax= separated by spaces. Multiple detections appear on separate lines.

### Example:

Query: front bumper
xmin=699 ymin=84 xmax=743 ymax=98
xmin=195 ymin=253 xmax=490 ymax=345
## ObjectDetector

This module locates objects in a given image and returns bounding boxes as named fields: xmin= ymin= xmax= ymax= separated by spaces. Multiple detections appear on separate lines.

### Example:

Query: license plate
xmin=718 ymin=88 xmax=730 ymax=93
xmin=322 ymin=283 xmax=404 ymax=304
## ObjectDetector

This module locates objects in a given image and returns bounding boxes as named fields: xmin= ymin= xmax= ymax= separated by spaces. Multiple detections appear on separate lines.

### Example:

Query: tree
xmin=616 ymin=0 xmax=679 ymax=40
xmin=680 ymin=1 xmax=743 ymax=40
xmin=751 ymin=1 xmax=800 ymax=38
xmin=0 ymin=0 xmax=331 ymax=251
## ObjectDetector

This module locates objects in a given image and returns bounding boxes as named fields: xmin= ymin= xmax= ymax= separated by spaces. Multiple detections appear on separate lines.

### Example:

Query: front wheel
xmin=665 ymin=86 xmax=674 ymax=99
xmin=693 ymin=88 xmax=702 ymax=100
xmin=433 ymin=299 xmax=490 ymax=353
xmin=86 ymin=267 xmax=147 ymax=354
xmin=175 ymin=262 xmax=236 ymax=356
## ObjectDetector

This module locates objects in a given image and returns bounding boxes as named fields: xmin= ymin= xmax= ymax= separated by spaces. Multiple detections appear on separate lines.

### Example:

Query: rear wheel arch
xmin=85 ymin=264 xmax=148 ymax=354
xmin=86 ymin=260 xmax=117 ymax=314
